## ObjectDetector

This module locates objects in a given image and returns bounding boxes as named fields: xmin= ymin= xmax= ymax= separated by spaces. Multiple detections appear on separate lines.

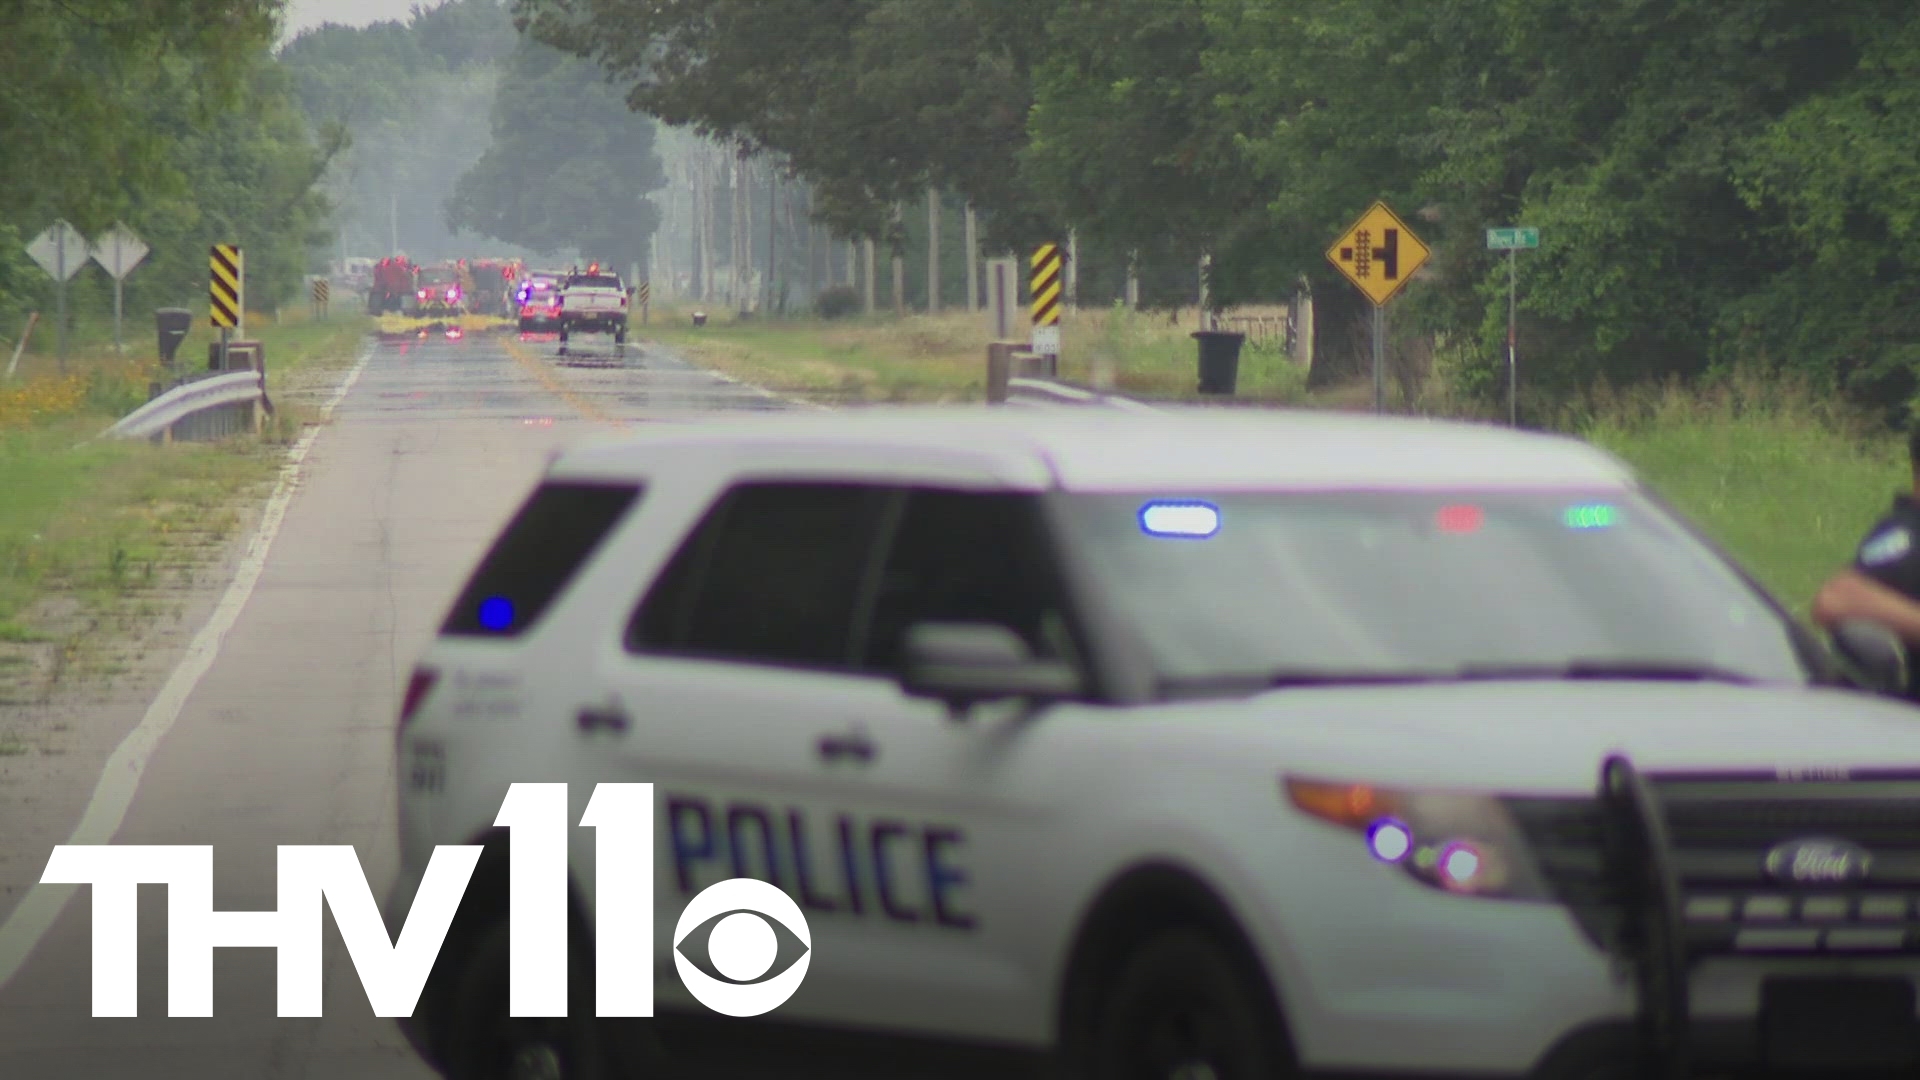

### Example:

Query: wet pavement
xmin=0 ymin=327 xmax=792 ymax=1079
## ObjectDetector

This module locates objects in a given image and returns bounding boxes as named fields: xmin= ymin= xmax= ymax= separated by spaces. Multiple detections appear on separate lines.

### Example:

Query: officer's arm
xmin=1813 ymin=570 xmax=1920 ymax=645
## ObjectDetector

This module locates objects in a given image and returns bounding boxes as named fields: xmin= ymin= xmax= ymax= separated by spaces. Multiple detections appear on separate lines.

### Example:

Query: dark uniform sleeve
xmin=1853 ymin=516 xmax=1920 ymax=598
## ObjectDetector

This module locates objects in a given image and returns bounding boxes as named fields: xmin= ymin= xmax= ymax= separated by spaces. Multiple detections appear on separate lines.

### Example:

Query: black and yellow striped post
xmin=210 ymin=244 xmax=242 ymax=370
xmin=1030 ymin=243 xmax=1063 ymax=360
xmin=311 ymin=277 xmax=330 ymax=318
xmin=637 ymin=280 xmax=650 ymax=325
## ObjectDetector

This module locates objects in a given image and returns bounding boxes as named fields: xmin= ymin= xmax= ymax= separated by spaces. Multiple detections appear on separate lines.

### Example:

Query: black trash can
xmin=155 ymin=308 xmax=192 ymax=365
xmin=1193 ymin=330 xmax=1246 ymax=395
xmin=692 ymin=311 xmax=708 ymax=327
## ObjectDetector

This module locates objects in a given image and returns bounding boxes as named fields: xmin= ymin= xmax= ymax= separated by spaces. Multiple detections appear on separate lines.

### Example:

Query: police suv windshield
xmin=1054 ymin=489 xmax=1813 ymax=689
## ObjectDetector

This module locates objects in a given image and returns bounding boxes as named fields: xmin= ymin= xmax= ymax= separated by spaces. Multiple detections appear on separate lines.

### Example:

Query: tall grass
xmin=0 ymin=311 xmax=369 ymax=653
xmin=1564 ymin=370 xmax=1901 ymax=612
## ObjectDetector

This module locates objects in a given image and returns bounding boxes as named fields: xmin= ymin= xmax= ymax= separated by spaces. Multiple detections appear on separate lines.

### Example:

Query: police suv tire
xmin=1085 ymin=928 xmax=1292 ymax=1080
xmin=441 ymin=921 xmax=608 ymax=1080
xmin=519 ymin=318 xmax=532 ymax=333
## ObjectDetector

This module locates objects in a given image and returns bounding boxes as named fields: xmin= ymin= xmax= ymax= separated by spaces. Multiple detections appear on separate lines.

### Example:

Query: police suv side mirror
xmin=899 ymin=622 xmax=1081 ymax=718
xmin=1829 ymin=618 xmax=1910 ymax=697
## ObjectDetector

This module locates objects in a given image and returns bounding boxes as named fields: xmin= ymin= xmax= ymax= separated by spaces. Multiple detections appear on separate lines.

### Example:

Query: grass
xmin=1571 ymin=374 xmax=1902 ymax=617
xmin=642 ymin=302 xmax=1897 ymax=617
xmin=644 ymin=301 xmax=1312 ymax=405
xmin=0 ymin=306 xmax=370 ymax=694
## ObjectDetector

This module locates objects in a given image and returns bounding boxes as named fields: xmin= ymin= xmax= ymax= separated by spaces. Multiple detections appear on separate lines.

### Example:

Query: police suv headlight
xmin=1284 ymin=777 xmax=1551 ymax=900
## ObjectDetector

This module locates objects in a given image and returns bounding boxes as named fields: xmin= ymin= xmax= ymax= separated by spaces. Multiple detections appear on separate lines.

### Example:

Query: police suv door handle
xmin=576 ymin=697 xmax=630 ymax=734
xmin=816 ymin=732 xmax=876 ymax=763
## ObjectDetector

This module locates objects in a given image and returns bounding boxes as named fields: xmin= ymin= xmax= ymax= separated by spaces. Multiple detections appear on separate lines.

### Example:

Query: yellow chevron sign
xmin=210 ymin=244 xmax=242 ymax=328
xmin=1030 ymin=243 xmax=1062 ymax=328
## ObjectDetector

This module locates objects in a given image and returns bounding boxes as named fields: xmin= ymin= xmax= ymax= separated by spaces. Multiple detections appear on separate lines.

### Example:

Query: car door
xmin=813 ymin=485 xmax=1101 ymax=1046
xmin=586 ymin=479 xmax=919 ymax=1033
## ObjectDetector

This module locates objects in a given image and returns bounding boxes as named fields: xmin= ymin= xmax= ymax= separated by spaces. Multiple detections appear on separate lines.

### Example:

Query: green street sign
xmin=1487 ymin=227 xmax=1539 ymax=250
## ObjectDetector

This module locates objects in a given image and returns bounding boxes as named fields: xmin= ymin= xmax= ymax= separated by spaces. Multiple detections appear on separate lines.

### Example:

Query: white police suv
xmin=389 ymin=407 xmax=1920 ymax=1080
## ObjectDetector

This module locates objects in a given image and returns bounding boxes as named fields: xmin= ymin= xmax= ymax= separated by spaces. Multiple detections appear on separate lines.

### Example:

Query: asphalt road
xmin=0 ymin=326 xmax=790 ymax=1079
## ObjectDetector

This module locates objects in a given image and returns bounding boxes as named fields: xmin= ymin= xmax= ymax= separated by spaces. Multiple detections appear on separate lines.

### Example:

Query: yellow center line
xmin=499 ymin=333 xmax=624 ymax=427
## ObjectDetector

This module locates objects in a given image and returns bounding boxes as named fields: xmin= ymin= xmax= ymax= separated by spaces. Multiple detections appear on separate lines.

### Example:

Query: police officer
xmin=1813 ymin=428 xmax=1920 ymax=670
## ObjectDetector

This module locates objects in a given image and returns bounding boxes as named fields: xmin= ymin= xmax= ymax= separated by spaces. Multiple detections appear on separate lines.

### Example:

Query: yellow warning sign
xmin=210 ymin=244 xmax=242 ymax=328
xmin=1326 ymin=202 xmax=1430 ymax=307
xmin=1030 ymin=244 xmax=1063 ymax=327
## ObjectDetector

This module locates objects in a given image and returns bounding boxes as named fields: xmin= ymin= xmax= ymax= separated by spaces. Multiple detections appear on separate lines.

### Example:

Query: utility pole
xmin=729 ymin=147 xmax=744 ymax=309
xmin=862 ymin=238 xmax=876 ymax=314
xmin=891 ymin=203 xmax=905 ymax=316
xmin=804 ymin=186 xmax=817 ymax=309
xmin=1066 ymin=230 xmax=1080 ymax=311
xmin=927 ymin=187 xmax=941 ymax=314
xmin=703 ymin=150 xmax=717 ymax=302
xmin=1126 ymin=250 xmax=1140 ymax=309
xmin=1198 ymin=253 xmax=1212 ymax=330
xmin=756 ymin=166 xmax=771 ymax=313
xmin=964 ymin=203 xmax=979 ymax=312
xmin=389 ymin=190 xmax=398 ymax=255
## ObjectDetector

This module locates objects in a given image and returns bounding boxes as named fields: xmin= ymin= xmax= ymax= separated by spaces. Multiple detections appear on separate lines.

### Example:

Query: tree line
xmin=279 ymin=0 xmax=666 ymax=274
xmin=0 ymin=0 xmax=335 ymax=338
xmin=517 ymin=0 xmax=1920 ymax=415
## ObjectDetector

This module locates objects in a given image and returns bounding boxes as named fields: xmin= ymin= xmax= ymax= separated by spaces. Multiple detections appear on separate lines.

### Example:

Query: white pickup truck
xmin=556 ymin=269 xmax=630 ymax=350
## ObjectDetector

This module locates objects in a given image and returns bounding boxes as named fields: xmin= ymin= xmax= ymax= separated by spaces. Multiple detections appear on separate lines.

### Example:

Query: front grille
xmin=1506 ymin=772 xmax=1920 ymax=958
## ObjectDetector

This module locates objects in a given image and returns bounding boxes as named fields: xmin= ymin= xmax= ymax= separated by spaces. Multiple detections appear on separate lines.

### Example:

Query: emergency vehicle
xmin=389 ymin=408 xmax=1920 ymax=1080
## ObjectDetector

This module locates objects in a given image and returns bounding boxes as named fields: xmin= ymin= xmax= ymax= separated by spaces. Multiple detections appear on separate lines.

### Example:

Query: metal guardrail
xmin=101 ymin=369 xmax=265 ymax=441
xmin=1004 ymin=377 xmax=1163 ymax=412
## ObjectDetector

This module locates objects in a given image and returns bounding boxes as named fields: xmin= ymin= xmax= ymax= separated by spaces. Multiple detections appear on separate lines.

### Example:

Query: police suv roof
xmin=547 ymin=407 xmax=1637 ymax=491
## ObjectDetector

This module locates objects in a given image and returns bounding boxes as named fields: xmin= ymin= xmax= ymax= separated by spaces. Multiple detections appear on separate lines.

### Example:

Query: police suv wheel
xmin=442 ymin=922 xmax=604 ymax=1080
xmin=1090 ymin=929 xmax=1290 ymax=1080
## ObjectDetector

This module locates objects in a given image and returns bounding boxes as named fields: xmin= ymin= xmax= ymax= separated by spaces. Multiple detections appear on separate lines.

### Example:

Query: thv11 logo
xmin=39 ymin=783 xmax=811 ymax=1018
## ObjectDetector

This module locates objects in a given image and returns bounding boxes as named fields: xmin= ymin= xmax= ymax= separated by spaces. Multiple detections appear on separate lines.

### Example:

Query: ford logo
xmin=1764 ymin=838 xmax=1873 ymax=884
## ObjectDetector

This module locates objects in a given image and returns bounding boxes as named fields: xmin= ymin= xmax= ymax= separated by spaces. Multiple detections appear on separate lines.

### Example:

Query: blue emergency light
xmin=1139 ymin=501 xmax=1221 ymax=539
xmin=478 ymin=596 xmax=515 ymax=631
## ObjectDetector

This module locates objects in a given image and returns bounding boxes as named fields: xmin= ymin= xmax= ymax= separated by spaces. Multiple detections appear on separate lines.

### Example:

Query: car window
xmin=1054 ymin=489 xmax=1811 ymax=687
xmin=857 ymin=489 xmax=1078 ymax=671
xmin=567 ymin=274 xmax=622 ymax=289
xmin=442 ymin=482 xmax=642 ymax=638
xmin=627 ymin=482 xmax=892 ymax=671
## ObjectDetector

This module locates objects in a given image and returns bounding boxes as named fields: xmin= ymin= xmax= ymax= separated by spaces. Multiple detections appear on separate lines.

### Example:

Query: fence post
xmin=986 ymin=342 xmax=1017 ymax=404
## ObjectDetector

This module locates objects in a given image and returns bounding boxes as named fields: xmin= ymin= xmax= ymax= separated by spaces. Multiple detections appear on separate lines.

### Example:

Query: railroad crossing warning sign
xmin=1326 ymin=202 xmax=1430 ymax=306
xmin=1031 ymin=243 xmax=1063 ymax=356
xmin=210 ymin=244 xmax=242 ymax=328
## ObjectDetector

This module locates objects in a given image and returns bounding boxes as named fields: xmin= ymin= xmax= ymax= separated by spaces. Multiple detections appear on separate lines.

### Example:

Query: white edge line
xmin=0 ymin=340 xmax=377 ymax=990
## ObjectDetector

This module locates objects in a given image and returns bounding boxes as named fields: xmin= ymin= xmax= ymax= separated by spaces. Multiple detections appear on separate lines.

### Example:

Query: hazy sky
xmin=282 ymin=0 xmax=422 ymax=40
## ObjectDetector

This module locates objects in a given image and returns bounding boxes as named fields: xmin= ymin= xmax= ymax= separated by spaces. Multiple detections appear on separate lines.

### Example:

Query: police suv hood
xmin=1187 ymin=681 xmax=1920 ymax=793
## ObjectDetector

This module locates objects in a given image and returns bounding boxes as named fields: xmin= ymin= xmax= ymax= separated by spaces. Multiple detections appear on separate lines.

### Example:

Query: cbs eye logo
xmin=673 ymin=878 xmax=812 ymax=1016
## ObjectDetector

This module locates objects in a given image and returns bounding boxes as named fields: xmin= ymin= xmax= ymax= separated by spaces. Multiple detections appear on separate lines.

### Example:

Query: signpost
xmin=1030 ymin=243 xmax=1064 ymax=358
xmin=1486 ymin=227 xmax=1539 ymax=426
xmin=89 ymin=224 xmax=149 ymax=353
xmin=311 ymin=277 xmax=330 ymax=318
xmin=637 ymin=280 xmax=650 ymax=325
xmin=27 ymin=220 xmax=87 ymax=371
xmin=1326 ymin=202 xmax=1431 ymax=413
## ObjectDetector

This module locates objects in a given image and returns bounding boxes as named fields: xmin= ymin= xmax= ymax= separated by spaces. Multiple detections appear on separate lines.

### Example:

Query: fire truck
xmin=409 ymin=262 xmax=467 ymax=318
xmin=460 ymin=259 xmax=521 ymax=316
xmin=367 ymin=256 xmax=418 ymax=315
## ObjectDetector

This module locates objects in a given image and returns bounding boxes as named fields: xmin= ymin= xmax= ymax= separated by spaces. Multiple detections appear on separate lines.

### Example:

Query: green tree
xmin=444 ymin=39 xmax=666 ymax=264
